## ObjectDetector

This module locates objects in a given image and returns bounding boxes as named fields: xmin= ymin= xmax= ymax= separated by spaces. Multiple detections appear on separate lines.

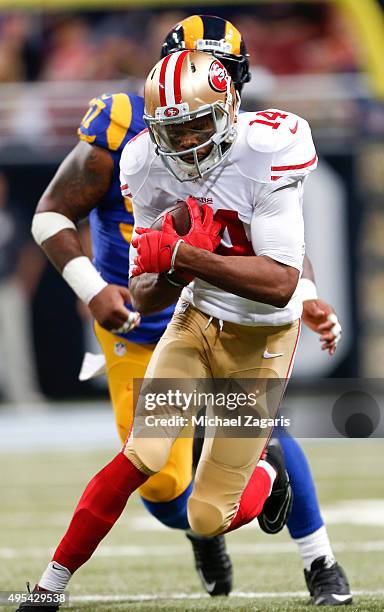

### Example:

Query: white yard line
xmin=68 ymin=589 xmax=384 ymax=602
xmin=2 ymin=540 xmax=384 ymax=559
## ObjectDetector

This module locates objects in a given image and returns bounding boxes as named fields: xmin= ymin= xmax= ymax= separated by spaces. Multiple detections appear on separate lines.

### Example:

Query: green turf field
xmin=1 ymin=441 xmax=384 ymax=611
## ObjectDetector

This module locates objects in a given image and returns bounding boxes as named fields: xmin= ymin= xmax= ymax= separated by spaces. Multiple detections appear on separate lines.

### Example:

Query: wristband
xmin=62 ymin=257 xmax=107 ymax=305
xmin=170 ymin=239 xmax=185 ymax=272
xmin=31 ymin=212 xmax=76 ymax=246
xmin=297 ymin=278 xmax=318 ymax=302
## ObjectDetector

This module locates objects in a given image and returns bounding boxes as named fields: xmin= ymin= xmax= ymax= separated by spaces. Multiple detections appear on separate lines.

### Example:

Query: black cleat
xmin=15 ymin=583 xmax=61 ymax=611
xmin=257 ymin=438 xmax=293 ymax=534
xmin=305 ymin=556 xmax=353 ymax=606
xmin=186 ymin=532 xmax=233 ymax=596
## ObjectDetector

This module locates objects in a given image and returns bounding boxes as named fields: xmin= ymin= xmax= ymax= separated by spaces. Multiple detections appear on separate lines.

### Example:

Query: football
xmin=151 ymin=200 xmax=204 ymax=235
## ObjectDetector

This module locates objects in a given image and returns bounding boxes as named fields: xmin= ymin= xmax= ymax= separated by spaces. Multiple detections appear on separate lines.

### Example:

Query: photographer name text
xmin=144 ymin=415 xmax=290 ymax=428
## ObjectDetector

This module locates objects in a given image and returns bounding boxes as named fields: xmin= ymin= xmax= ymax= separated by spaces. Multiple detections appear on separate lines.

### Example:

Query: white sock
xmin=295 ymin=525 xmax=335 ymax=570
xmin=39 ymin=561 xmax=72 ymax=593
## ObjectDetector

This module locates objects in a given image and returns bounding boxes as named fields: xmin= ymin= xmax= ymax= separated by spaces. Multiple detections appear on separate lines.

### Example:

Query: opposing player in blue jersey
xmin=29 ymin=15 xmax=351 ymax=607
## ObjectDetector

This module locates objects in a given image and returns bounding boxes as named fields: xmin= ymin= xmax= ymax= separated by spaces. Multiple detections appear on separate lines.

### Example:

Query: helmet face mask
xmin=144 ymin=51 xmax=238 ymax=182
xmin=161 ymin=15 xmax=251 ymax=93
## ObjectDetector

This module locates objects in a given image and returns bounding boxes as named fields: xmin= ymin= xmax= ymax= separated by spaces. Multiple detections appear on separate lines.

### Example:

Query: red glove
xmin=131 ymin=197 xmax=222 ymax=277
xmin=183 ymin=196 xmax=222 ymax=252
xmin=131 ymin=212 xmax=180 ymax=276
xmin=173 ymin=197 xmax=222 ymax=283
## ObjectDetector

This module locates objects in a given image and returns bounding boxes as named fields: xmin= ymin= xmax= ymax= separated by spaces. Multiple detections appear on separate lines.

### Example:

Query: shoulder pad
xmin=78 ymin=92 xmax=145 ymax=152
xmin=239 ymin=109 xmax=317 ymax=183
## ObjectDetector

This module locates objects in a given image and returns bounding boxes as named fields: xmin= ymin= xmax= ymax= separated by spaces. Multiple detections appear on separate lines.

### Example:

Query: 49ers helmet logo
xmin=164 ymin=106 xmax=180 ymax=117
xmin=208 ymin=60 xmax=229 ymax=92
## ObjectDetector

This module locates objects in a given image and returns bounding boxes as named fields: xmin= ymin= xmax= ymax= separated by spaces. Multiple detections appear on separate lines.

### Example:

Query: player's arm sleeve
xmin=251 ymin=182 xmax=305 ymax=272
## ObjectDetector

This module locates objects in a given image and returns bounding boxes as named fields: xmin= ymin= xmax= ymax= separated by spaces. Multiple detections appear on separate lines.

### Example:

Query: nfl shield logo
xmin=114 ymin=342 xmax=126 ymax=357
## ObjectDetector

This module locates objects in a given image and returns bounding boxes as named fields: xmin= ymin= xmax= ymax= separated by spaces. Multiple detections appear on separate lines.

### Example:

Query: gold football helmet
xmin=144 ymin=50 xmax=238 ymax=182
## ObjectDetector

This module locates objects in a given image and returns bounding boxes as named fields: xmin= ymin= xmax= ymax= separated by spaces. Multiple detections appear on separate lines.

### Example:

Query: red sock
xmin=53 ymin=452 xmax=147 ymax=573
xmin=225 ymin=464 xmax=274 ymax=533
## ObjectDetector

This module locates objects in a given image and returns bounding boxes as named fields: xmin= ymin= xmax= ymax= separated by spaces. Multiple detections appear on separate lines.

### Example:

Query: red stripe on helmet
xmin=159 ymin=53 xmax=172 ymax=106
xmin=173 ymin=50 xmax=191 ymax=104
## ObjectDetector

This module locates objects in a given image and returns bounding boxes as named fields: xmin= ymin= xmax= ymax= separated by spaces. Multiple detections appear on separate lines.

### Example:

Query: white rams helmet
xmin=144 ymin=50 xmax=238 ymax=182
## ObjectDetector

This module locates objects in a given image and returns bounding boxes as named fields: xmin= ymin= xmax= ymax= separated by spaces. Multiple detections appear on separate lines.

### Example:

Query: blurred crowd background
xmin=0 ymin=4 xmax=363 ymax=83
xmin=0 ymin=0 xmax=383 ymax=403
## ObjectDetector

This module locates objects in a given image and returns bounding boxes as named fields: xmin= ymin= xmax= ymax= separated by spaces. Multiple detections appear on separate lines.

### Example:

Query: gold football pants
xmin=124 ymin=303 xmax=300 ymax=536
xmin=94 ymin=322 xmax=193 ymax=502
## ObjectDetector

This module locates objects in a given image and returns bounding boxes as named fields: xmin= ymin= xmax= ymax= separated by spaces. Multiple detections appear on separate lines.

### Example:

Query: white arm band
xmin=62 ymin=257 xmax=108 ymax=305
xmin=31 ymin=212 xmax=77 ymax=246
xmin=297 ymin=278 xmax=318 ymax=302
xmin=32 ymin=212 xmax=107 ymax=304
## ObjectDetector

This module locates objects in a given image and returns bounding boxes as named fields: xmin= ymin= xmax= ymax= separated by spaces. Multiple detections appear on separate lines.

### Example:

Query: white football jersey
xmin=120 ymin=109 xmax=317 ymax=326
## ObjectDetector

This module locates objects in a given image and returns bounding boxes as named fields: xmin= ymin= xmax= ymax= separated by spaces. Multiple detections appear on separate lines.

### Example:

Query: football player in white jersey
xmin=120 ymin=49 xmax=311 ymax=534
